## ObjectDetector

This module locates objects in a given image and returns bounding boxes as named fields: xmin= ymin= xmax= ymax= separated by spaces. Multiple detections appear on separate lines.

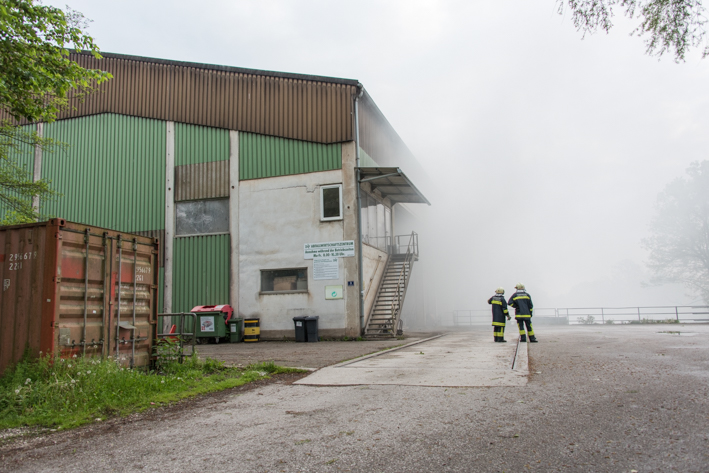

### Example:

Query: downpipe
xmin=354 ymin=84 xmax=365 ymax=334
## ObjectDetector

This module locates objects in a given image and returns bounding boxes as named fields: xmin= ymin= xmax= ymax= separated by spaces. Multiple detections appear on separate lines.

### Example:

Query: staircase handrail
xmin=389 ymin=231 xmax=416 ymax=334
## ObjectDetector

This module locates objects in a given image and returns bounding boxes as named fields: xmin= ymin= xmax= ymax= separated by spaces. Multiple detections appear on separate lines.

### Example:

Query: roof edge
xmin=76 ymin=50 xmax=361 ymax=87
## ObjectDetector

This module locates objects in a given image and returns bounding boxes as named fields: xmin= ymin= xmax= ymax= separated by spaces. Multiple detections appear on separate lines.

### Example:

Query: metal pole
xmin=637 ymin=307 xmax=641 ymax=322
xmin=675 ymin=306 xmax=679 ymax=322
xmin=131 ymin=238 xmax=137 ymax=368
xmin=116 ymin=235 xmax=122 ymax=358
xmin=101 ymin=233 xmax=108 ymax=359
xmin=354 ymin=84 xmax=365 ymax=334
xmin=601 ymin=308 xmax=604 ymax=325
xmin=82 ymin=228 xmax=90 ymax=356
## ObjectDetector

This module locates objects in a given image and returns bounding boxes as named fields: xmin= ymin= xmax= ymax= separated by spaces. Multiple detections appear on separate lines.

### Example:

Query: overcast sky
xmin=48 ymin=0 xmax=709 ymax=311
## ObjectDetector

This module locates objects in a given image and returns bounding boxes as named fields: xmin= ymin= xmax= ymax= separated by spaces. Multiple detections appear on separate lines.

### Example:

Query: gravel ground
xmin=1 ymin=324 xmax=708 ymax=472
xmin=194 ymin=335 xmax=427 ymax=369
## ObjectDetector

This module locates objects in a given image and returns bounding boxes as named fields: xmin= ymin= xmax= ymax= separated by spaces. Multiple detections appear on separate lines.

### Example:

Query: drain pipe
xmin=354 ymin=84 xmax=365 ymax=334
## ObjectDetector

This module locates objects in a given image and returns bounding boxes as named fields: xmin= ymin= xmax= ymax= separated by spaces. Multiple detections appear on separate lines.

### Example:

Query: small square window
xmin=261 ymin=268 xmax=308 ymax=293
xmin=321 ymin=184 xmax=342 ymax=221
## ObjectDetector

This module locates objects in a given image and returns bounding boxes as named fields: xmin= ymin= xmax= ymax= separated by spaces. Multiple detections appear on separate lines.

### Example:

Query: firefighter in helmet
xmin=488 ymin=287 xmax=511 ymax=342
xmin=508 ymin=283 xmax=537 ymax=342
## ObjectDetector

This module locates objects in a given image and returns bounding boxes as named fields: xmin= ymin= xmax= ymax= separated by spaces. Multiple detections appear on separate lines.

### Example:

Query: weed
xmin=295 ymin=439 xmax=311 ymax=445
xmin=630 ymin=318 xmax=680 ymax=324
xmin=0 ymin=354 xmax=301 ymax=430
xmin=577 ymin=315 xmax=595 ymax=325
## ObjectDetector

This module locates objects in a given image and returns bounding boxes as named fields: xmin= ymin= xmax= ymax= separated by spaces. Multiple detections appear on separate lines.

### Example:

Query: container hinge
xmin=151 ymin=284 xmax=158 ymax=290
xmin=152 ymin=250 xmax=159 ymax=255
xmin=55 ymin=232 xmax=62 ymax=240
xmin=53 ymin=276 xmax=61 ymax=283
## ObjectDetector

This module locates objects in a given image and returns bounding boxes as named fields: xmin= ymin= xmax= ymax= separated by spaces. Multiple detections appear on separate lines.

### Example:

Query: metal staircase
xmin=364 ymin=232 xmax=417 ymax=338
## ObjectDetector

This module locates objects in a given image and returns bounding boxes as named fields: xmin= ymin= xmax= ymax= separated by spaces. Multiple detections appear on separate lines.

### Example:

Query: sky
xmin=47 ymin=0 xmax=709 ymax=312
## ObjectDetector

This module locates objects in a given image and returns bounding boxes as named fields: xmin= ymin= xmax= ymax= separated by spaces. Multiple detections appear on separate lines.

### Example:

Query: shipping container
xmin=0 ymin=219 xmax=160 ymax=375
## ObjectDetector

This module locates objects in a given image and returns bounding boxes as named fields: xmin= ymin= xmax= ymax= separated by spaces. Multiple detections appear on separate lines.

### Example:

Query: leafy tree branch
xmin=558 ymin=0 xmax=708 ymax=62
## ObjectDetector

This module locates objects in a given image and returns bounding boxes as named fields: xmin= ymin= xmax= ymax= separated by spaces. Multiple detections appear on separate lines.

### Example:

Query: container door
xmin=56 ymin=228 xmax=157 ymax=368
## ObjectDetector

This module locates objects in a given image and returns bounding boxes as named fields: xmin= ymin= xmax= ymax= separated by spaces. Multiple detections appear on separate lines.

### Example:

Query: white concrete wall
xmin=363 ymin=243 xmax=389 ymax=324
xmin=239 ymin=169 xmax=354 ymax=337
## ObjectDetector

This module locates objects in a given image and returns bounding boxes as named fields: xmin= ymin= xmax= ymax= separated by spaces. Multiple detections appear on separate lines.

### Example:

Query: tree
xmin=558 ymin=0 xmax=708 ymax=62
xmin=643 ymin=161 xmax=709 ymax=304
xmin=0 ymin=0 xmax=111 ymax=223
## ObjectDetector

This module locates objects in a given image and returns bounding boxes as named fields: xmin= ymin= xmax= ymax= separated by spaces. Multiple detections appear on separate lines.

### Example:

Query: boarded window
xmin=261 ymin=268 xmax=308 ymax=293
xmin=176 ymin=199 xmax=229 ymax=236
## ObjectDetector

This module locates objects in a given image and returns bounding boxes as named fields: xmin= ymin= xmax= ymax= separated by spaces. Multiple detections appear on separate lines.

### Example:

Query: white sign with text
xmin=304 ymin=240 xmax=355 ymax=259
xmin=313 ymin=257 xmax=339 ymax=280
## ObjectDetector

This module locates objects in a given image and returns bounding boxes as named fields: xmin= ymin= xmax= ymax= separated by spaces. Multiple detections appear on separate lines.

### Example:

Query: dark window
xmin=176 ymin=199 xmax=229 ymax=236
xmin=321 ymin=185 xmax=342 ymax=220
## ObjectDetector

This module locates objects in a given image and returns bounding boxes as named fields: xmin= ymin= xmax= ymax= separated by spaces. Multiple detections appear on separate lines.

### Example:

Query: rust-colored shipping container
xmin=0 ymin=219 xmax=160 ymax=375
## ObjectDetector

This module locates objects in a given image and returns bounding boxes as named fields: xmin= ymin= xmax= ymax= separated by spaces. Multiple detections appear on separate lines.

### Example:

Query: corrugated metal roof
xmin=32 ymin=52 xmax=358 ymax=145
xmin=95 ymin=52 xmax=360 ymax=86
xmin=358 ymin=167 xmax=430 ymax=205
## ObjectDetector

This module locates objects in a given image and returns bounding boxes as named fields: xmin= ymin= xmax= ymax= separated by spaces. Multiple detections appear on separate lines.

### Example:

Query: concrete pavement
xmin=3 ymin=325 xmax=709 ymax=472
xmin=296 ymin=332 xmax=528 ymax=387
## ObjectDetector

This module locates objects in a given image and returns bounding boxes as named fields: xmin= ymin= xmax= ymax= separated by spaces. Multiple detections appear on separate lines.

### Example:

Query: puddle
xmin=657 ymin=331 xmax=698 ymax=336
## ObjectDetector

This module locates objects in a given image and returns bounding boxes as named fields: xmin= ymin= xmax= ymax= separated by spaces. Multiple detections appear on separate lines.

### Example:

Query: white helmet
xmin=515 ymin=283 xmax=525 ymax=290
xmin=495 ymin=287 xmax=505 ymax=294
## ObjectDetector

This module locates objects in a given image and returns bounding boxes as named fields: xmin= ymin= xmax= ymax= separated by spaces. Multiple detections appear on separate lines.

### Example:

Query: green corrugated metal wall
xmin=0 ymin=125 xmax=37 ymax=222
xmin=175 ymin=123 xmax=229 ymax=166
xmin=172 ymin=235 xmax=230 ymax=313
xmin=41 ymin=114 xmax=166 ymax=232
xmin=240 ymin=132 xmax=341 ymax=180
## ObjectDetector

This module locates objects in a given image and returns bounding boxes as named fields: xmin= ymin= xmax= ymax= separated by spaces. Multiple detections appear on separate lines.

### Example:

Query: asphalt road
xmin=1 ymin=324 xmax=708 ymax=472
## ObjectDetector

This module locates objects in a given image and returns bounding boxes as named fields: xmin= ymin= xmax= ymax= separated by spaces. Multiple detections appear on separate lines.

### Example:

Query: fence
xmin=449 ymin=306 xmax=709 ymax=326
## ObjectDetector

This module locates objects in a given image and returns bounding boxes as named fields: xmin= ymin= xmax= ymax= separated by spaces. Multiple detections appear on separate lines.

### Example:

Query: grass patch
xmin=0 ymin=355 xmax=302 ymax=430
xmin=629 ymin=318 xmax=680 ymax=324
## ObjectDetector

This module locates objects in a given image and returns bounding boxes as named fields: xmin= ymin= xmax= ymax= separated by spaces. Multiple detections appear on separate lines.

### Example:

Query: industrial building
xmin=1 ymin=52 xmax=430 ymax=339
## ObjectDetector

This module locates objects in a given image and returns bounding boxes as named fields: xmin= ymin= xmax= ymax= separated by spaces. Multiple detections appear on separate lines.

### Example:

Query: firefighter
xmin=488 ymin=287 xmax=511 ymax=342
xmin=508 ymin=283 xmax=538 ymax=342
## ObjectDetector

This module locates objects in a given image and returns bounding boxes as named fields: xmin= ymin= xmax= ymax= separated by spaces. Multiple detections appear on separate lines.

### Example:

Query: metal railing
xmin=449 ymin=306 xmax=709 ymax=326
xmin=390 ymin=232 xmax=417 ymax=335
xmin=156 ymin=313 xmax=197 ymax=363
xmin=362 ymin=233 xmax=419 ymax=257
xmin=557 ymin=306 xmax=709 ymax=324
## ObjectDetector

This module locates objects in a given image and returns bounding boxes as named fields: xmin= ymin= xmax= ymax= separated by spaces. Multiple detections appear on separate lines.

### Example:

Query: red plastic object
xmin=190 ymin=305 xmax=233 ymax=325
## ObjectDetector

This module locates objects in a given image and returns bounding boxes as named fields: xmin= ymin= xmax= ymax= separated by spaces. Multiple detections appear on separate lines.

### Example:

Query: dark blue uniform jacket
xmin=508 ymin=290 xmax=533 ymax=319
xmin=487 ymin=294 xmax=509 ymax=326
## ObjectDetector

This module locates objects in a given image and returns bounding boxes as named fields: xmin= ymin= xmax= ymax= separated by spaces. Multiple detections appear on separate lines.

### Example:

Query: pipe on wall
xmin=354 ymin=84 xmax=365 ymax=333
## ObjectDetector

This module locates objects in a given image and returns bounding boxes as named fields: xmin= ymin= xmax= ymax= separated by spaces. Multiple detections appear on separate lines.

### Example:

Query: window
xmin=176 ymin=199 xmax=229 ymax=236
xmin=261 ymin=268 xmax=308 ymax=293
xmin=320 ymin=184 xmax=342 ymax=221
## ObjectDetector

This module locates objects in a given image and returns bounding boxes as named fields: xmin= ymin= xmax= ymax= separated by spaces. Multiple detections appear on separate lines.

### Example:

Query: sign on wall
xmin=325 ymin=285 xmax=343 ymax=300
xmin=304 ymin=241 xmax=355 ymax=259
xmin=313 ymin=257 xmax=339 ymax=280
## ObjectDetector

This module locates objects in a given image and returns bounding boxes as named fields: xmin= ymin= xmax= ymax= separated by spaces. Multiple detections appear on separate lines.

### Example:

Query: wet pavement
xmin=296 ymin=332 xmax=528 ymax=387
xmin=194 ymin=334 xmax=427 ymax=369
xmin=2 ymin=324 xmax=708 ymax=472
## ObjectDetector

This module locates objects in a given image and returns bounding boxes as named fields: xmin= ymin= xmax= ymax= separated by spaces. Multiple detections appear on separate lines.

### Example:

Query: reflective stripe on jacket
xmin=508 ymin=290 xmax=533 ymax=318
xmin=487 ymin=295 xmax=509 ymax=326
